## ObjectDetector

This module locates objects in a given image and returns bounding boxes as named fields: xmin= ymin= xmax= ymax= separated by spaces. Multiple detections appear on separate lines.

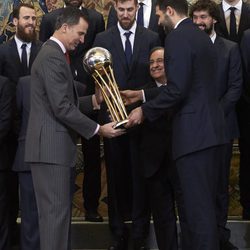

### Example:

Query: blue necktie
xmin=137 ymin=2 xmax=144 ymax=27
xmin=124 ymin=31 xmax=132 ymax=65
xmin=229 ymin=7 xmax=237 ymax=42
xmin=21 ymin=43 xmax=28 ymax=75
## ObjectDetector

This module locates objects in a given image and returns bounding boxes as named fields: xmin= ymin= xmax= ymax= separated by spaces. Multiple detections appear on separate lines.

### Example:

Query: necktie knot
xmin=21 ymin=43 xmax=27 ymax=50
xmin=124 ymin=31 xmax=132 ymax=40
xmin=229 ymin=6 xmax=236 ymax=13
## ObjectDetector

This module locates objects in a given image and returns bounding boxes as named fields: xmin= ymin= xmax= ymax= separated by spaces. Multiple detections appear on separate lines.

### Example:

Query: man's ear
xmin=13 ymin=17 xmax=18 ymax=27
xmin=166 ymin=6 xmax=174 ymax=16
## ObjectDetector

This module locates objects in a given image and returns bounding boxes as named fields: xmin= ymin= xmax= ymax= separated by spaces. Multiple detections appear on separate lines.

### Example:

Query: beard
xmin=17 ymin=24 xmax=36 ymax=42
xmin=119 ymin=18 xmax=135 ymax=30
xmin=195 ymin=23 xmax=213 ymax=36
xmin=162 ymin=13 xmax=175 ymax=31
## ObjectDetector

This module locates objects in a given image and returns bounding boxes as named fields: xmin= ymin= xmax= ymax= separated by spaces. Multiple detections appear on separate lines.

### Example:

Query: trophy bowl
xmin=83 ymin=47 xmax=128 ymax=129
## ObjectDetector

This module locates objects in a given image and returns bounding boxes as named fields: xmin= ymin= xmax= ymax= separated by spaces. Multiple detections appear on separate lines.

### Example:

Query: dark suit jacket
xmin=39 ymin=7 xmax=105 ymax=92
xmin=240 ymin=29 xmax=250 ymax=102
xmin=139 ymin=81 xmax=173 ymax=178
xmin=107 ymin=0 xmax=166 ymax=43
xmin=12 ymin=76 xmax=31 ymax=172
xmin=0 ymin=76 xmax=15 ymax=170
xmin=93 ymin=25 xmax=160 ymax=91
xmin=215 ymin=2 xmax=250 ymax=43
xmin=142 ymin=18 xmax=227 ymax=160
xmin=25 ymin=39 xmax=98 ymax=166
xmin=0 ymin=39 xmax=42 ymax=84
xmin=214 ymin=35 xmax=242 ymax=140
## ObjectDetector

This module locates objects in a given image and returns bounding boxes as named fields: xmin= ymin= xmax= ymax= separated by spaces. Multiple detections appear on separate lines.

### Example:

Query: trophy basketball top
xmin=83 ymin=47 xmax=112 ymax=75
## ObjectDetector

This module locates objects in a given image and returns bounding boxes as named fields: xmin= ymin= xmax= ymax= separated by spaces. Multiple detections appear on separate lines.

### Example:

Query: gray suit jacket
xmin=25 ymin=40 xmax=98 ymax=167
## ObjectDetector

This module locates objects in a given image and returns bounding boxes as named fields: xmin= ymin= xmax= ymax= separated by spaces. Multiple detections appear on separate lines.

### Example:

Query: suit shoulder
xmin=217 ymin=36 xmax=238 ymax=48
xmin=42 ymin=8 xmax=62 ymax=21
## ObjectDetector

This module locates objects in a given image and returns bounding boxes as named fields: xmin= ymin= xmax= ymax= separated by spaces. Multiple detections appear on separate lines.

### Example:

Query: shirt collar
xmin=210 ymin=31 xmax=217 ymax=43
xmin=117 ymin=21 xmax=137 ymax=34
xmin=155 ymin=80 xmax=167 ymax=87
xmin=174 ymin=17 xmax=188 ymax=29
xmin=138 ymin=0 xmax=150 ymax=7
xmin=222 ymin=0 xmax=242 ymax=11
xmin=50 ymin=36 xmax=67 ymax=54
xmin=14 ymin=35 xmax=32 ymax=49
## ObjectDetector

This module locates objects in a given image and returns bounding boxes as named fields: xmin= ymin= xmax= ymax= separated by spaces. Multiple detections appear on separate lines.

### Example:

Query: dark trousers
xmin=147 ymin=163 xmax=178 ymax=250
xmin=237 ymin=98 xmax=250 ymax=210
xmin=81 ymin=134 xmax=101 ymax=212
xmin=176 ymin=146 xmax=219 ymax=250
xmin=216 ymin=142 xmax=233 ymax=243
xmin=104 ymin=133 xmax=150 ymax=240
xmin=18 ymin=171 xmax=40 ymax=250
xmin=0 ymin=171 xmax=10 ymax=250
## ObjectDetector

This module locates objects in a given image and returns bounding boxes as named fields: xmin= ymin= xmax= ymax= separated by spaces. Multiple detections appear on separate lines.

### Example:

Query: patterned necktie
xmin=137 ymin=2 xmax=144 ymax=27
xmin=21 ymin=43 xmax=28 ymax=75
xmin=124 ymin=31 xmax=132 ymax=65
xmin=229 ymin=7 xmax=237 ymax=42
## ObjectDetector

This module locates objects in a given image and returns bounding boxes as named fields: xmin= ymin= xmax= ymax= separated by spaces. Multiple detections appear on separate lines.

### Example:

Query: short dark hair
xmin=13 ymin=3 xmax=35 ymax=19
xmin=156 ymin=0 xmax=188 ymax=16
xmin=114 ymin=0 xmax=138 ymax=5
xmin=189 ymin=0 xmax=221 ymax=23
xmin=54 ymin=6 xmax=89 ymax=30
xmin=149 ymin=46 xmax=164 ymax=58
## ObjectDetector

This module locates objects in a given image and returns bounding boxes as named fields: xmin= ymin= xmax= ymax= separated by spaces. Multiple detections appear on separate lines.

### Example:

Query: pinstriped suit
xmin=25 ymin=39 xmax=98 ymax=250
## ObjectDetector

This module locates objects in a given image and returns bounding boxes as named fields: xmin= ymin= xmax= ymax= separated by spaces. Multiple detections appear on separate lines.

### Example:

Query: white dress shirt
xmin=137 ymin=0 xmax=152 ymax=28
xmin=222 ymin=0 xmax=242 ymax=33
xmin=14 ymin=35 xmax=32 ymax=66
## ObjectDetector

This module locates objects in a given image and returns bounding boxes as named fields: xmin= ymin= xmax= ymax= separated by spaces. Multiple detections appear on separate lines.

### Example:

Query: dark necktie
xmin=21 ymin=43 xmax=28 ymax=75
xmin=124 ymin=31 xmax=132 ymax=65
xmin=137 ymin=2 xmax=144 ymax=27
xmin=229 ymin=7 xmax=237 ymax=42
xmin=65 ymin=51 xmax=71 ymax=64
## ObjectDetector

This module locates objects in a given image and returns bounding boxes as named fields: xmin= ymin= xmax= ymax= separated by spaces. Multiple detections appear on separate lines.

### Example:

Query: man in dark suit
xmin=215 ymin=0 xmax=250 ymax=43
xmin=125 ymin=0 xmax=227 ymax=249
xmin=25 ymin=7 xmax=124 ymax=250
xmin=190 ymin=2 xmax=242 ymax=250
xmin=107 ymin=0 xmax=166 ymax=43
xmin=140 ymin=47 xmax=178 ymax=250
xmin=0 ymin=3 xmax=42 ymax=247
xmin=93 ymin=0 xmax=160 ymax=249
xmin=215 ymin=0 xmax=250 ymax=221
xmin=240 ymin=28 xmax=250 ymax=220
xmin=0 ymin=76 xmax=15 ymax=250
xmin=12 ymin=76 xmax=40 ymax=250
xmin=39 ymin=0 xmax=105 ymax=221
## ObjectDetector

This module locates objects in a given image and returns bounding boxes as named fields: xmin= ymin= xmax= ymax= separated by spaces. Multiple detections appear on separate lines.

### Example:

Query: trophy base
xmin=114 ymin=119 xmax=129 ymax=129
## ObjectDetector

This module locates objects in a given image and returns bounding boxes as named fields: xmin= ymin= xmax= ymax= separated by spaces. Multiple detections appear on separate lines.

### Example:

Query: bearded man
xmin=0 ymin=3 xmax=42 ymax=250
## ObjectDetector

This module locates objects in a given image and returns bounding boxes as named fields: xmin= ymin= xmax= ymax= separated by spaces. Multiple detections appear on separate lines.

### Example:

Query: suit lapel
xmin=9 ymin=39 xmax=22 ymax=70
xmin=219 ymin=3 xmax=229 ymax=37
xmin=112 ymin=27 xmax=128 ymax=73
xmin=239 ymin=3 xmax=249 ymax=38
xmin=29 ymin=42 xmax=39 ymax=72
xmin=130 ymin=26 xmax=143 ymax=75
xmin=148 ymin=0 xmax=156 ymax=30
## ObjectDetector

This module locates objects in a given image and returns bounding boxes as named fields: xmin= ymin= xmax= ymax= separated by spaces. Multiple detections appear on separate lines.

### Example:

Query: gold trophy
xmin=83 ymin=47 xmax=128 ymax=128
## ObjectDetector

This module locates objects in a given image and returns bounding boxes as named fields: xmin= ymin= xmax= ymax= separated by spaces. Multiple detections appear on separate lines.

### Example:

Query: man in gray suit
xmin=25 ymin=7 xmax=125 ymax=250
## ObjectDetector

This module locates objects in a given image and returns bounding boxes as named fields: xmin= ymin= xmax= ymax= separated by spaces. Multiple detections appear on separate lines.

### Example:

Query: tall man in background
xmin=93 ymin=0 xmax=160 ymax=248
xmin=190 ymin=2 xmax=242 ymax=250
xmin=39 ymin=0 xmax=105 ymax=221
xmin=215 ymin=0 xmax=250 ymax=220
xmin=0 ymin=3 xmax=42 ymax=247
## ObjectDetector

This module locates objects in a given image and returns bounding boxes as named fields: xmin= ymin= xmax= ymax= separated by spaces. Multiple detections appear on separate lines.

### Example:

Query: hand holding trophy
xmin=83 ymin=47 xmax=128 ymax=128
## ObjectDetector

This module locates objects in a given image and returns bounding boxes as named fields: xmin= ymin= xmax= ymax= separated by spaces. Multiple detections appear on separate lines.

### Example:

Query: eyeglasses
xmin=149 ymin=58 xmax=164 ymax=65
